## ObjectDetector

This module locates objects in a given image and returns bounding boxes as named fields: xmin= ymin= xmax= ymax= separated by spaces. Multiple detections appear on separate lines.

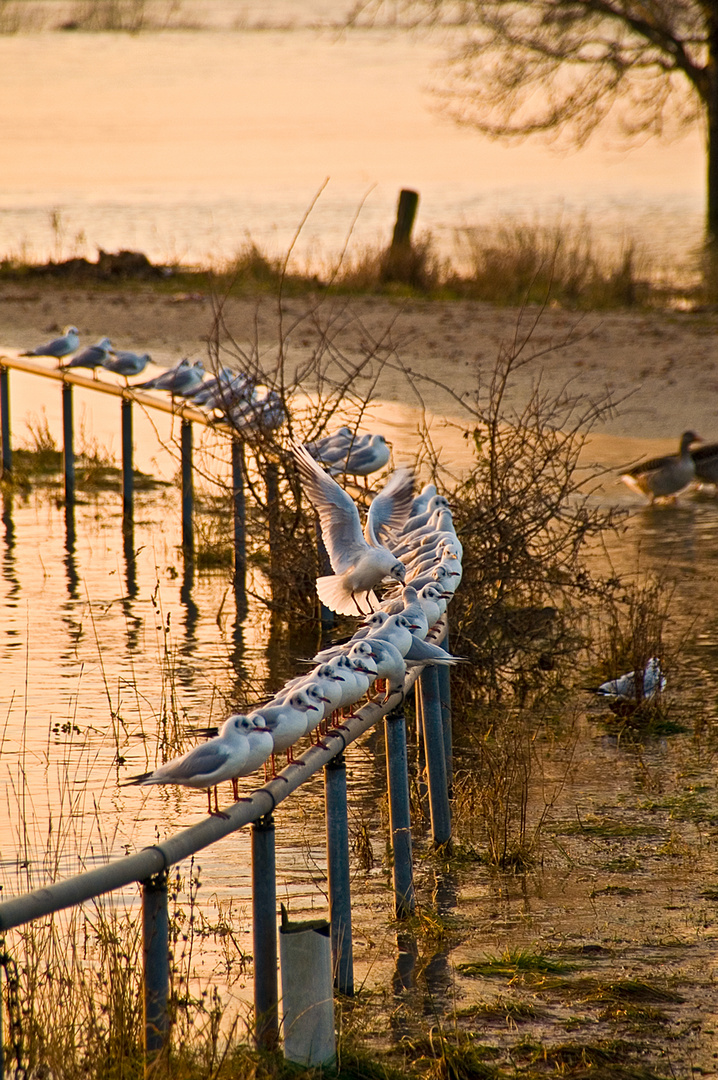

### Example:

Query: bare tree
xmin=349 ymin=1 xmax=718 ymax=236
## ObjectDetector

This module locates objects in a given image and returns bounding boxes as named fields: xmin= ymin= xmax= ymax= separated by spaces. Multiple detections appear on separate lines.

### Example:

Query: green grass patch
xmin=458 ymin=948 xmax=574 ymax=979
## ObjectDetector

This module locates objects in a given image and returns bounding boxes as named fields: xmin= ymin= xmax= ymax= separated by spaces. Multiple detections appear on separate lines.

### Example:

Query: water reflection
xmin=1 ymin=491 xmax=19 ymax=606
xmin=64 ymin=504 xmax=79 ymax=600
xmin=393 ymin=930 xmax=418 ymax=995
xmin=180 ymin=558 xmax=199 ymax=644
xmin=122 ymin=523 xmax=138 ymax=600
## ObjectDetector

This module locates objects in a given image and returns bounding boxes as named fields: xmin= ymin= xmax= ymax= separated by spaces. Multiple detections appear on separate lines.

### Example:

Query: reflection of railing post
xmin=384 ymin=704 xmax=416 ymax=917
xmin=62 ymin=381 xmax=75 ymax=505
xmin=252 ymin=814 xmax=279 ymax=1050
xmin=180 ymin=419 xmax=193 ymax=556
xmin=121 ymin=398 xmax=133 ymax=525
xmin=420 ymin=667 xmax=451 ymax=847
xmin=0 ymin=366 xmax=11 ymax=475
xmin=231 ymin=438 xmax=247 ymax=618
xmin=142 ymin=869 xmax=169 ymax=1070
xmin=324 ymin=753 xmax=354 ymax=995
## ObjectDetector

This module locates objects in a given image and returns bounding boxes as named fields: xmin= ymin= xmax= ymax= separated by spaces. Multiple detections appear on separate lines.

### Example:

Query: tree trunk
xmin=706 ymin=9 xmax=718 ymax=240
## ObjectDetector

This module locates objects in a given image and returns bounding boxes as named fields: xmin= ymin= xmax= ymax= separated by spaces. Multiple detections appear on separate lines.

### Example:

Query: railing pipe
xmin=0 ymin=658 xmax=432 ymax=933
xmin=142 ymin=870 xmax=170 ymax=1066
xmin=384 ymin=704 xmax=416 ymax=917
xmin=180 ymin=418 xmax=193 ymax=555
xmin=324 ymin=753 xmax=354 ymax=994
xmin=419 ymin=666 xmax=452 ymax=846
xmin=121 ymin=398 xmax=134 ymax=523
xmin=252 ymin=815 xmax=279 ymax=1048
xmin=0 ymin=366 xmax=11 ymax=475
xmin=62 ymin=381 xmax=75 ymax=505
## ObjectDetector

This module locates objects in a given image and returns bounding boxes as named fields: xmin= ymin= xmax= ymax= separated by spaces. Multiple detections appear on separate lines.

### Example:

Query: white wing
xmin=293 ymin=444 xmax=368 ymax=573
xmin=365 ymin=468 xmax=415 ymax=546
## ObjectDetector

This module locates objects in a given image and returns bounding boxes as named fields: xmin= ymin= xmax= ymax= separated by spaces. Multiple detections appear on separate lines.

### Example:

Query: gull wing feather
xmin=365 ymin=468 xmax=415 ymax=547
xmin=293 ymin=444 xmax=367 ymax=573
xmin=159 ymin=742 xmax=232 ymax=781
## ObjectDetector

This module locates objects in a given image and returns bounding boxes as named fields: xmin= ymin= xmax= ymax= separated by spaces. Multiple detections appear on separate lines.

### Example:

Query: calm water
xmin=0 ymin=5 xmax=705 ymax=278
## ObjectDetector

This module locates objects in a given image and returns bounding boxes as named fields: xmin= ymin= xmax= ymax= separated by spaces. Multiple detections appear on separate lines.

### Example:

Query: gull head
xmin=388 ymin=562 xmax=406 ymax=584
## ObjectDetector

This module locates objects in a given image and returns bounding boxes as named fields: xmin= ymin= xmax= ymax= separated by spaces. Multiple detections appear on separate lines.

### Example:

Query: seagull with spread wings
xmin=293 ymin=443 xmax=414 ymax=616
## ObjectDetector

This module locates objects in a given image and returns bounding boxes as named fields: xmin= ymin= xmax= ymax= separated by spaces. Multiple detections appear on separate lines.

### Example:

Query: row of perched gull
xmin=123 ymin=445 xmax=463 ymax=814
xmin=620 ymin=429 xmax=718 ymax=502
xmin=20 ymin=326 xmax=391 ymax=474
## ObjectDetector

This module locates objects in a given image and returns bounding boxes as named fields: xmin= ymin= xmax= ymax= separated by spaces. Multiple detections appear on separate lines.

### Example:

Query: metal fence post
xmin=384 ymin=704 xmax=416 ymax=917
xmin=324 ymin=753 xmax=354 ymax=995
xmin=121 ymin=398 xmax=133 ymax=524
xmin=180 ymin=418 xmax=193 ymax=556
xmin=231 ymin=437 xmax=247 ymax=618
xmin=252 ymin=814 xmax=278 ymax=1049
xmin=62 ymin=381 xmax=75 ymax=505
xmin=142 ymin=869 xmax=169 ymax=1068
xmin=0 ymin=366 xmax=11 ymax=475
xmin=419 ymin=667 xmax=451 ymax=847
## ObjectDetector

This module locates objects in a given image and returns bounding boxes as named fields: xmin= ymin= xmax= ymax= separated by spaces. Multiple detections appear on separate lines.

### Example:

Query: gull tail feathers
xmin=316 ymin=575 xmax=378 ymax=617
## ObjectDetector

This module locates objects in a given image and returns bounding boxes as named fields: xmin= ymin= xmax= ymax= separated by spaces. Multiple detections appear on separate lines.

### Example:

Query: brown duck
xmin=620 ymin=431 xmax=701 ymax=503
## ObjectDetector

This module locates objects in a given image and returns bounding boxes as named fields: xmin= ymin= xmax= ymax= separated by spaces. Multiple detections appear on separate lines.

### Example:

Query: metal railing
xmin=0 ymin=350 xmax=456 ymax=1071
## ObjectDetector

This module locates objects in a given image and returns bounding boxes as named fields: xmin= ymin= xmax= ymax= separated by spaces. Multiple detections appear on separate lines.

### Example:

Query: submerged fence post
xmin=324 ymin=753 xmax=354 ymax=995
xmin=121 ymin=398 xmax=133 ymax=524
xmin=180 ymin=418 xmax=193 ymax=556
xmin=420 ymin=667 xmax=452 ymax=847
xmin=142 ymin=869 xmax=169 ymax=1068
xmin=0 ymin=366 xmax=11 ymax=475
xmin=384 ymin=704 xmax=416 ymax=917
xmin=231 ymin=437 xmax=247 ymax=618
xmin=252 ymin=814 xmax=279 ymax=1049
xmin=62 ymin=381 xmax=75 ymax=505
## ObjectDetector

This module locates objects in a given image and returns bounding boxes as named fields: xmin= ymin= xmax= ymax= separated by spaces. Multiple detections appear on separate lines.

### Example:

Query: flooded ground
xmin=2 ymin=353 xmax=718 ymax=1075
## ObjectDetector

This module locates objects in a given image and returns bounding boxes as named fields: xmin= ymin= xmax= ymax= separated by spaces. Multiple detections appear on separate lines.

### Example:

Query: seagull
xmin=61 ymin=336 xmax=113 ymax=379
xmin=250 ymin=690 xmax=321 ymax=759
xmin=408 ymin=483 xmax=437 ymax=517
xmin=397 ymin=495 xmax=451 ymax=536
xmin=293 ymin=443 xmax=414 ymax=616
xmin=104 ymin=350 xmax=152 ymax=381
xmin=620 ymin=432 xmax=701 ymax=503
xmin=122 ymin=713 xmax=259 ymax=815
xmin=21 ymin=325 xmax=79 ymax=359
xmin=327 ymin=434 xmax=391 ymax=478
xmin=362 ymin=637 xmax=406 ymax=702
xmin=589 ymin=658 xmax=666 ymax=709
xmin=135 ymin=358 xmax=205 ymax=399
xmin=305 ymin=427 xmax=354 ymax=461
xmin=229 ymin=721 xmax=274 ymax=788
